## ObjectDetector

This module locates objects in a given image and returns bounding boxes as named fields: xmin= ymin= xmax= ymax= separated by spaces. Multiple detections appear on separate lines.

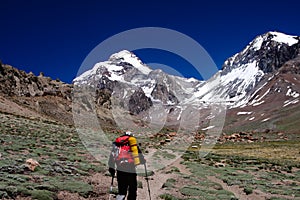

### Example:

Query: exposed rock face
xmin=0 ymin=64 xmax=73 ymax=124
xmin=279 ymin=54 xmax=300 ymax=74
xmin=128 ymin=88 xmax=152 ymax=115
xmin=96 ymin=88 xmax=112 ymax=108
xmin=97 ymin=76 xmax=118 ymax=92
xmin=222 ymin=32 xmax=300 ymax=75
xmin=257 ymin=38 xmax=299 ymax=73
xmin=199 ymin=31 xmax=300 ymax=107
xmin=95 ymin=76 xmax=118 ymax=108
xmin=2 ymin=31 xmax=300 ymax=132
xmin=73 ymin=50 xmax=202 ymax=117
xmin=151 ymin=83 xmax=179 ymax=105
xmin=0 ymin=64 xmax=72 ymax=99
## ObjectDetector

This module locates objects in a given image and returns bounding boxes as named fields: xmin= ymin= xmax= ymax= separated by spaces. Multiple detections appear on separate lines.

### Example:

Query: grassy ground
xmin=212 ymin=141 xmax=300 ymax=165
xmin=0 ymin=113 xmax=105 ymax=199
xmin=158 ymin=140 xmax=300 ymax=200
xmin=1 ymin=112 xmax=300 ymax=199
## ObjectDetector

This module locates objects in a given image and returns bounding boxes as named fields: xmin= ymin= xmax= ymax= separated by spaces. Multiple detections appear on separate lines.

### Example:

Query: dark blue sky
xmin=1 ymin=0 xmax=300 ymax=83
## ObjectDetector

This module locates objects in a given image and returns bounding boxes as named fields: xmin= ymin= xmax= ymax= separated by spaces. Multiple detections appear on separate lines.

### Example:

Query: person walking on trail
xmin=108 ymin=131 xmax=146 ymax=200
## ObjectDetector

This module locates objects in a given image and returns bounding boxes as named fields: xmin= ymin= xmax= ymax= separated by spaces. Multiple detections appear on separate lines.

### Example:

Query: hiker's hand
xmin=109 ymin=168 xmax=115 ymax=177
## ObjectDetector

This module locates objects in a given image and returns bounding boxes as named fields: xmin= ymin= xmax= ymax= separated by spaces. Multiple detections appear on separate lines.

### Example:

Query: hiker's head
xmin=124 ymin=131 xmax=133 ymax=136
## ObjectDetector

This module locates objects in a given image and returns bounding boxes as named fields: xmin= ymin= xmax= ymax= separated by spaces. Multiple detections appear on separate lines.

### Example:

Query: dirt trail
xmin=137 ymin=166 xmax=171 ymax=199
xmin=137 ymin=158 xmax=191 ymax=200
xmin=84 ymin=156 xmax=299 ymax=200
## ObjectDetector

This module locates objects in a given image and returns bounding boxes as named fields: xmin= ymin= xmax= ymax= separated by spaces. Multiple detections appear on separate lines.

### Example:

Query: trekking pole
xmin=144 ymin=163 xmax=151 ymax=200
xmin=109 ymin=176 xmax=114 ymax=200
xmin=110 ymin=176 xmax=114 ymax=192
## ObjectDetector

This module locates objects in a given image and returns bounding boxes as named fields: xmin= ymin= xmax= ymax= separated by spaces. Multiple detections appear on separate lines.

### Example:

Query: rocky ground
xmin=0 ymin=112 xmax=299 ymax=200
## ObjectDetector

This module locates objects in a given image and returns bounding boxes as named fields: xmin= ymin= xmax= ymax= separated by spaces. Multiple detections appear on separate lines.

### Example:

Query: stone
xmin=25 ymin=158 xmax=40 ymax=171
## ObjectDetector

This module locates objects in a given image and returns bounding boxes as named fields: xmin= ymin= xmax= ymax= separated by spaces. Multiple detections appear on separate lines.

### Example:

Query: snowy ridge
xmin=189 ymin=58 xmax=265 ymax=107
xmin=74 ymin=50 xmax=202 ymax=106
xmin=73 ymin=31 xmax=300 ymax=114
xmin=74 ymin=50 xmax=152 ymax=85
xmin=269 ymin=31 xmax=298 ymax=46
xmin=249 ymin=31 xmax=298 ymax=51
xmin=204 ymin=31 xmax=300 ymax=108
xmin=109 ymin=50 xmax=152 ymax=75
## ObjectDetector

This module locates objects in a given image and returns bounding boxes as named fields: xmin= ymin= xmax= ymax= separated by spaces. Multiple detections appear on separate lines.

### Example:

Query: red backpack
xmin=112 ymin=135 xmax=134 ymax=166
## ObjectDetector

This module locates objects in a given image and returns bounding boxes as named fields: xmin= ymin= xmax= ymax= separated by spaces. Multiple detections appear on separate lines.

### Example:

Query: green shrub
xmin=159 ymin=193 xmax=179 ymax=200
xmin=244 ymin=186 xmax=253 ymax=195
xmin=162 ymin=178 xmax=176 ymax=189
xmin=180 ymin=186 xmax=203 ymax=196
xmin=137 ymin=180 xmax=143 ymax=188
xmin=166 ymin=166 xmax=180 ymax=174
xmin=30 ymin=190 xmax=54 ymax=200
xmin=47 ymin=178 xmax=93 ymax=198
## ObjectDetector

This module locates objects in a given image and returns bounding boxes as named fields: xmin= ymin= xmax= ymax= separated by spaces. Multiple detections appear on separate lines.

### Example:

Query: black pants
xmin=117 ymin=170 xmax=137 ymax=200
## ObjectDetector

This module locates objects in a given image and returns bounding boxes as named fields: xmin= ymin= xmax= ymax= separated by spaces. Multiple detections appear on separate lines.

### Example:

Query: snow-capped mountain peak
xmin=109 ymin=50 xmax=152 ymax=75
xmin=197 ymin=31 xmax=300 ymax=108
xmin=71 ymin=31 xmax=300 ymax=134
xmin=74 ymin=50 xmax=202 ymax=109
xmin=73 ymin=50 xmax=153 ymax=85
xmin=74 ymin=31 xmax=300 ymax=113
xmin=268 ymin=31 xmax=298 ymax=46
xmin=249 ymin=31 xmax=298 ymax=51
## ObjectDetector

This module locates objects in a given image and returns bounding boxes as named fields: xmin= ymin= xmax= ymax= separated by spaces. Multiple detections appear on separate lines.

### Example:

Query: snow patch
xmin=206 ymin=115 xmax=215 ymax=120
xmin=283 ymin=99 xmax=299 ymax=107
xmin=262 ymin=118 xmax=270 ymax=122
xmin=275 ymin=88 xmax=281 ymax=93
xmin=252 ymin=101 xmax=265 ymax=106
xmin=201 ymin=126 xmax=215 ymax=131
xmin=177 ymin=109 xmax=183 ymax=121
xmin=73 ymin=63 xmax=102 ymax=84
xmin=252 ymin=36 xmax=264 ymax=50
xmin=249 ymin=88 xmax=270 ymax=106
xmin=268 ymin=75 xmax=275 ymax=81
xmin=269 ymin=31 xmax=298 ymax=46
xmin=237 ymin=111 xmax=252 ymax=115
xmin=286 ymin=88 xmax=299 ymax=98
xmin=109 ymin=50 xmax=152 ymax=75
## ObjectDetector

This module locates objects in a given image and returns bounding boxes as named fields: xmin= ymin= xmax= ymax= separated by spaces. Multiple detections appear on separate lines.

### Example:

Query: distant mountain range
xmin=1 ymin=31 xmax=300 ymax=133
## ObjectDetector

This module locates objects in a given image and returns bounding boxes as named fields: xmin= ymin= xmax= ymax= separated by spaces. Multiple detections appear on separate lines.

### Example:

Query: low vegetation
xmin=173 ymin=141 xmax=300 ymax=199
xmin=0 ymin=113 xmax=105 ymax=199
xmin=1 ymin=112 xmax=300 ymax=199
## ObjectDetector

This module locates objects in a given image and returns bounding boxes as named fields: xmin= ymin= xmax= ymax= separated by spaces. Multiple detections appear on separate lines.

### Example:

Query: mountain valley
xmin=0 ymin=31 xmax=300 ymax=200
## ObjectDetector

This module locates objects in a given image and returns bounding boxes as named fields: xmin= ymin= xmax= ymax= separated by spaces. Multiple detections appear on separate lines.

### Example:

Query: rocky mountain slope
xmin=73 ymin=50 xmax=201 ymax=114
xmin=1 ymin=31 xmax=300 ymax=134
xmin=0 ymin=62 xmax=73 ymax=125
xmin=190 ymin=31 xmax=300 ymax=107
xmin=224 ymin=53 xmax=300 ymax=133
xmin=73 ymin=31 xmax=300 ymax=133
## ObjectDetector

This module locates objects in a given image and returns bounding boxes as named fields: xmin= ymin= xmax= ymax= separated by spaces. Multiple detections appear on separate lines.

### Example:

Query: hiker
xmin=108 ymin=131 xmax=146 ymax=200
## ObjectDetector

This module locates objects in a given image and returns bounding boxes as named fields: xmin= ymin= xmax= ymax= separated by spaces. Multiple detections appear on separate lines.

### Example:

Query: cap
xmin=125 ymin=131 xmax=133 ymax=136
